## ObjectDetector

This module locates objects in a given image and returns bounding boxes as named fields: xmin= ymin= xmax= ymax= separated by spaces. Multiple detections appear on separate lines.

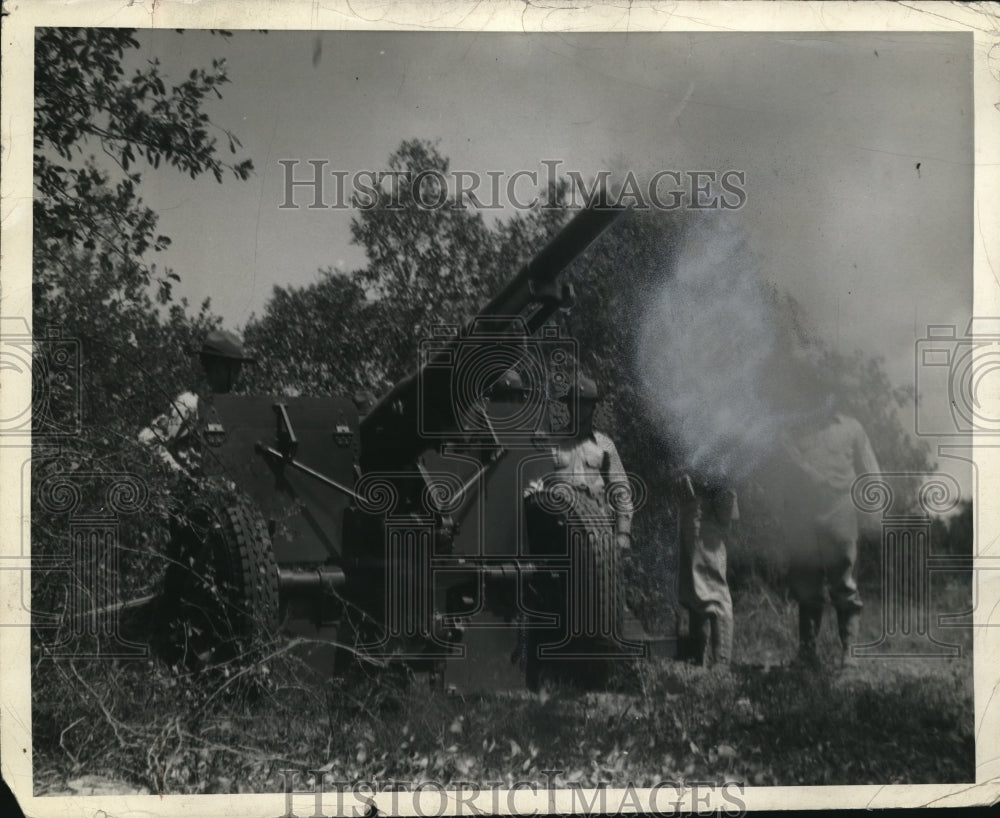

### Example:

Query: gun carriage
xmin=163 ymin=205 xmax=668 ymax=689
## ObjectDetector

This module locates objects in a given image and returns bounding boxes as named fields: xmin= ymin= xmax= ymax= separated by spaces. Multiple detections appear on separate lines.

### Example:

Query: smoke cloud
xmin=637 ymin=214 xmax=795 ymax=483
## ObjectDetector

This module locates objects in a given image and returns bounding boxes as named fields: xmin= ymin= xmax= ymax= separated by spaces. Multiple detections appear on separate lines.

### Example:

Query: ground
xmin=30 ymin=575 xmax=974 ymax=796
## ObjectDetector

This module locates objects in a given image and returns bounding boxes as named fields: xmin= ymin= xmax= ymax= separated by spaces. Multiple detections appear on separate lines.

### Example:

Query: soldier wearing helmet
xmin=139 ymin=329 xmax=255 ymax=476
xmin=519 ymin=372 xmax=634 ymax=691
xmin=545 ymin=374 xmax=633 ymax=550
xmin=198 ymin=329 xmax=255 ymax=395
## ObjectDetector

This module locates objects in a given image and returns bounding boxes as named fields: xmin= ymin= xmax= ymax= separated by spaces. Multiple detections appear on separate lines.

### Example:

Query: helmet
xmin=353 ymin=390 xmax=377 ymax=414
xmin=491 ymin=369 xmax=525 ymax=396
xmin=565 ymin=374 xmax=599 ymax=403
xmin=199 ymin=330 xmax=255 ymax=363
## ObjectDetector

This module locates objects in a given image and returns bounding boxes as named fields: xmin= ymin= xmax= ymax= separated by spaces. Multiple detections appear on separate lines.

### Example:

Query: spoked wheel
xmin=161 ymin=497 xmax=279 ymax=668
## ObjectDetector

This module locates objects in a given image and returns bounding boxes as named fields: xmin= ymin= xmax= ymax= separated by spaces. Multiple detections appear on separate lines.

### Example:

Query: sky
xmin=118 ymin=29 xmax=973 ymax=490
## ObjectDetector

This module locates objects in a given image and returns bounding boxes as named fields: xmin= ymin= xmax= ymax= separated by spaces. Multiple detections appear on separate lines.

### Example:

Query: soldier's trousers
xmin=678 ymin=495 xmax=733 ymax=665
xmin=787 ymin=526 xmax=862 ymax=616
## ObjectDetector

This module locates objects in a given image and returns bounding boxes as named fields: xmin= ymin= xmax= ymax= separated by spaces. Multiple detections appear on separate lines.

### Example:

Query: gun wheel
xmin=565 ymin=493 xmax=625 ymax=672
xmin=162 ymin=497 xmax=279 ymax=668
xmin=523 ymin=488 xmax=624 ymax=690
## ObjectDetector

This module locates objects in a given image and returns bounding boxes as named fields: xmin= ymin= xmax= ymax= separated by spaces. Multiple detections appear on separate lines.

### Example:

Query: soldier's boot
xmin=514 ymin=617 xmax=541 ymax=693
xmin=797 ymin=605 xmax=823 ymax=669
xmin=711 ymin=613 xmax=733 ymax=669
xmin=837 ymin=610 xmax=861 ymax=669
xmin=690 ymin=614 xmax=712 ymax=666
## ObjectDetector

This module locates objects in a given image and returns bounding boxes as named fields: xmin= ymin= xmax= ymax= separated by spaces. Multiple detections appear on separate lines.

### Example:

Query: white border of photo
xmin=1 ymin=1 xmax=998 ymax=814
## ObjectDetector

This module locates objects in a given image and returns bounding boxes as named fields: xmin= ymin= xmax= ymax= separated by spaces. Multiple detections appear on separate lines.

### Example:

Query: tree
xmin=242 ymin=270 xmax=379 ymax=397
xmin=33 ymin=27 xmax=253 ymax=311
xmin=245 ymin=139 xmax=576 ymax=398
xmin=346 ymin=140 xmax=502 ymax=385
xmin=931 ymin=499 xmax=973 ymax=557
xmin=350 ymin=140 xmax=495 ymax=306
xmin=32 ymin=28 xmax=257 ymax=433
xmin=30 ymin=28 xmax=255 ymax=656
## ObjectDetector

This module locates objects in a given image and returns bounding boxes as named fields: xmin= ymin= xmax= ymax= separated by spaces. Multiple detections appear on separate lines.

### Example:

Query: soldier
xmin=676 ymin=472 xmax=738 ymax=667
xmin=521 ymin=374 xmax=633 ymax=690
xmin=779 ymin=395 xmax=881 ymax=669
xmin=139 ymin=329 xmax=255 ymax=639
xmin=138 ymin=329 xmax=254 ymax=476
xmin=547 ymin=374 xmax=633 ymax=550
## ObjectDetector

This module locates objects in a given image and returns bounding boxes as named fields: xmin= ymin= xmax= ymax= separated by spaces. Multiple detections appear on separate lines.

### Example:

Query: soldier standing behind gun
xmin=675 ymin=471 xmax=738 ymax=668
xmin=138 ymin=329 xmax=254 ymax=477
xmin=547 ymin=374 xmax=634 ymax=552
xmin=139 ymin=330 xmax=254 ymax=606
xmin=779 ymin=394 xmax=881 ymax=669
xmin=521 ymin=374 xmax=633 ymax=690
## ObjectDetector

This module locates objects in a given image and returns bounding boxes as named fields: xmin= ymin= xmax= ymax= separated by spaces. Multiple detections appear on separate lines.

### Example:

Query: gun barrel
xmin=478 ymin=205 xmax=624 ymax=320
xmin=359 ymin=202 xmax=624 ymax=451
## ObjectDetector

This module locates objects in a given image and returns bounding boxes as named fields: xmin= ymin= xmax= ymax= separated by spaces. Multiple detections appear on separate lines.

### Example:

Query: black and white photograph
xmin=2 ymin=1 xmax=999 ymax=814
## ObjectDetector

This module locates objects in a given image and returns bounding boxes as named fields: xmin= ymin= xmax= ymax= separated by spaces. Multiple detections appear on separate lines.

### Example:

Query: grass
xmin=31 ymin=577 xmax=975 ymax=795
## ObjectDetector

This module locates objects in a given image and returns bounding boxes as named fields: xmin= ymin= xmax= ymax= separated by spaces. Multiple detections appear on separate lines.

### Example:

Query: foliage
xmin=29 ymin=115 xmax=975 ymax=799
xmin=348 ymin=139 xmax=500 ymax=386
xmin=33 ymin=581 xmax=974 ymax=795
xmin=34 ymin=27 xmax=253 ymax=304
xmin=31 ymin=26 xmax=253 ymax=457
xmin=350 ymin=142 xmax=495 ymax=305
xmin=931 ymin=499 xmax=974 ymax=556
xmin=30 ymin=27 xmax=256 ymax=789
xmin=30 ymin=26 xmax=252 ymax=608
xmin=245 ymin=140 xmax=571 ymax=396
xmin=242 ymin=271 xmax=376 ymax=396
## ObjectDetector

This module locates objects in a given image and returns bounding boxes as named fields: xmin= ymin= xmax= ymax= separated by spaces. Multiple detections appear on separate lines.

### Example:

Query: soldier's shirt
xmin=548 ymin=431 xmax=633 ymax=533
xmin=779 ymin=412 xmax=881 ymax=539
xmin=138 ymin=390 xmax=206 ymax=474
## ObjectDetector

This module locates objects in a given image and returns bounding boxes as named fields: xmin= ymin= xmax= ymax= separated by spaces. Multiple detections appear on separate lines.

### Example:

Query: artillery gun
xmin=162 ymin=204 xmax=670 ymax=690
